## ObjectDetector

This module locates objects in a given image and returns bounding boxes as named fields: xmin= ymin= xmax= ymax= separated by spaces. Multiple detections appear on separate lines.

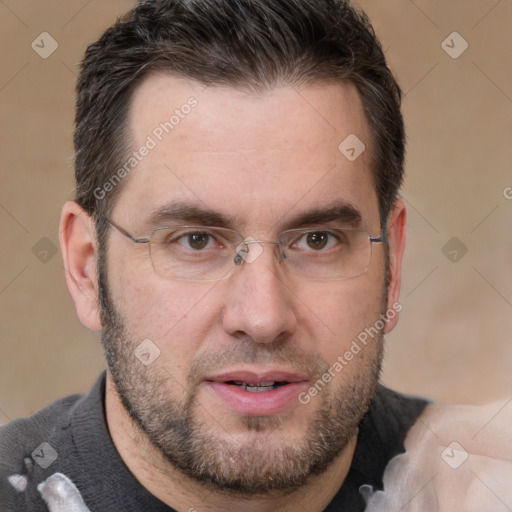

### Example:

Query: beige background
xmin=0 ymin=0 xmax=511 ymax=423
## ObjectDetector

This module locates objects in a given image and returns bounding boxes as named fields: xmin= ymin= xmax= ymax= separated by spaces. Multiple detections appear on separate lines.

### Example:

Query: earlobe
xmin=383 ymin=198 xmax=406 ymax=334
xmin=59 ymin=201 xmax=102 ymax=331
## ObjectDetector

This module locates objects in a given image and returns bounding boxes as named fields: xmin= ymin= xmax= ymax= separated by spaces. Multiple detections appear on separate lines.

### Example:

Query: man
xmin=1 ymin=1 xmax=510 ymax=511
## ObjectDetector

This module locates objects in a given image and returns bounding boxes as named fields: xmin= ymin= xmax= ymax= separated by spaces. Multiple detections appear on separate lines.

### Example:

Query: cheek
xmin=111 ymin=276 xmax=227 ymax=387
xmin=300 ymin=273 xmax=385 ymax=366
xmin=109 ymin=253 xmax=221 ymax=354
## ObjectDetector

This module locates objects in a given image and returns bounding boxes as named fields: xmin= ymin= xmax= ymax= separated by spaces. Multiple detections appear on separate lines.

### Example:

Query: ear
xmin=383 ymin=197 xmax=406 ymax=334
xmin=59 ymin=201 xmax=102 ymax=331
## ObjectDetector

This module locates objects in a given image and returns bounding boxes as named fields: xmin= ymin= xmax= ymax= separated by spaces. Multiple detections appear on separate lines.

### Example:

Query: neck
xmin=104 ymin=372 xmax=357 ymax=512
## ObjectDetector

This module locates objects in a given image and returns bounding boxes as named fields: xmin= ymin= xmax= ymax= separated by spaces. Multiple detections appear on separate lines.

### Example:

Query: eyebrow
xmin=144 ymin=202 xmax=232 ymax=229
xmin=143 ymin=200 xmax=363 ymax=231
xmin=281 ymin=202 xmax=363 ymax=230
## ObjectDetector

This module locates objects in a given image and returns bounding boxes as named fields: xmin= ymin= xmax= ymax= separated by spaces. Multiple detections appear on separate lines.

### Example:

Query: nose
xmin=221 ymin=244 xmax=298 ymax=344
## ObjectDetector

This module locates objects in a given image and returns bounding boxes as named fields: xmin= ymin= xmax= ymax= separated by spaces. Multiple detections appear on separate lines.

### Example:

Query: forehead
xmin=115 ymin=73 xmax=379 ymax=232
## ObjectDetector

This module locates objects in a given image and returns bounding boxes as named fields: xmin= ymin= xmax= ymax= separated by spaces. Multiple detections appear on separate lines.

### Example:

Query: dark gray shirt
xmin=0 ymin=372 xmax=428 ymax=511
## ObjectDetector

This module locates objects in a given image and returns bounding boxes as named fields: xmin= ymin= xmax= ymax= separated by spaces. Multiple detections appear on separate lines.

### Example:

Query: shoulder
xmin=0 ymin=391 xmax=86 ymax=510
xmin=364 ymin=398 xmax=512 ymax=511
xmin=0 ymin=392 xmax=85 ymax=464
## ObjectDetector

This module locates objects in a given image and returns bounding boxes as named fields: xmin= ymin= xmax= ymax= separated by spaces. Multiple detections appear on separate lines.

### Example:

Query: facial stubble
xmin=98 ymin=248 xmax=385 ymax=496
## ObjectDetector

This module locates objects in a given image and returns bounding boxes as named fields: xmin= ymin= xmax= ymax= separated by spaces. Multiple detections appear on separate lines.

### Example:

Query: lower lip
xmin=205 ymin=381 xmax=309 ymax=416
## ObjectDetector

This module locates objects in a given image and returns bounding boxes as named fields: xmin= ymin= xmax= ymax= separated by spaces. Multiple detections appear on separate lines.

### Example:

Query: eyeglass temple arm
xmin=97 ymin=213 xmax=150 ymax=244
xmin=370 ymin=226 xmax=388 ymax=244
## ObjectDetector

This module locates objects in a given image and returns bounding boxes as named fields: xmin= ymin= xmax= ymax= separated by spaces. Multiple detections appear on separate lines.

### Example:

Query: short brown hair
xmin=74 ymin=0 xmax=405 ymax=235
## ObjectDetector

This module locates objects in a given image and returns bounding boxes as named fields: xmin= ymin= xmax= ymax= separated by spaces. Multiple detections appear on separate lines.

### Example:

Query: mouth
xmin=203 ymin=370 xmax=310 ymax=416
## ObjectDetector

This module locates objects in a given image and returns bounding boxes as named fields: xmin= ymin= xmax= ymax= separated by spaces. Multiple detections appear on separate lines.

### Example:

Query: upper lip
xmin=204 ymin=369 xmax=309 ymax=384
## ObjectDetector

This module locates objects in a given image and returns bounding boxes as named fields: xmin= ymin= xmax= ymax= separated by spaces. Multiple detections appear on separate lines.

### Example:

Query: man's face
xmin=99 ymin=75 xmax=388 ymax=493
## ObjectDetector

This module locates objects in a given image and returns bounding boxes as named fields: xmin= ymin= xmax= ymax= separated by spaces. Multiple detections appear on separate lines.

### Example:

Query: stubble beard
xmin=97 ymin=253 xmax=384 ymax=496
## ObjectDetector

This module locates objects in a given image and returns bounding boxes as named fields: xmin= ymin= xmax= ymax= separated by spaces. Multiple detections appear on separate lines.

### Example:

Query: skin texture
xmin=59 ymin=75 xmax=406 ymax=511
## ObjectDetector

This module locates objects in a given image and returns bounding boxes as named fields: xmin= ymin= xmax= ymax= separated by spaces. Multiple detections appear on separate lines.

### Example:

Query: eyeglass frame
xmin=99 ymin=213 xmax=386 ymax=282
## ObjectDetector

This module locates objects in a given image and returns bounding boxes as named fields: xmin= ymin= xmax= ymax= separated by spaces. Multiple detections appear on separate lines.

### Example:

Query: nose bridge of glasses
xmin=233 ymin=237 xmax=285 ymax=266
xmin=243 ymin=239 xmax=283 ymax=247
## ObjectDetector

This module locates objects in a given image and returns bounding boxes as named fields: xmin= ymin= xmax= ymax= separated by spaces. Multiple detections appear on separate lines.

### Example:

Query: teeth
xmin=232 ymin=381 xmax=275 ymax=387
xmin=244 ymin=385 xmax=274 ymax=393
xmin=230 ymin=381 xmax=281 ymax=392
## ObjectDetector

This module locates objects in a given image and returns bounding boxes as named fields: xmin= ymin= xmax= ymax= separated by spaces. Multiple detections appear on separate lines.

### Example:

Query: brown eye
xmin=306 ymin=232 xmax=329 ymax=250
xmin=187 ymin=233 xmax=210 ymax=250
